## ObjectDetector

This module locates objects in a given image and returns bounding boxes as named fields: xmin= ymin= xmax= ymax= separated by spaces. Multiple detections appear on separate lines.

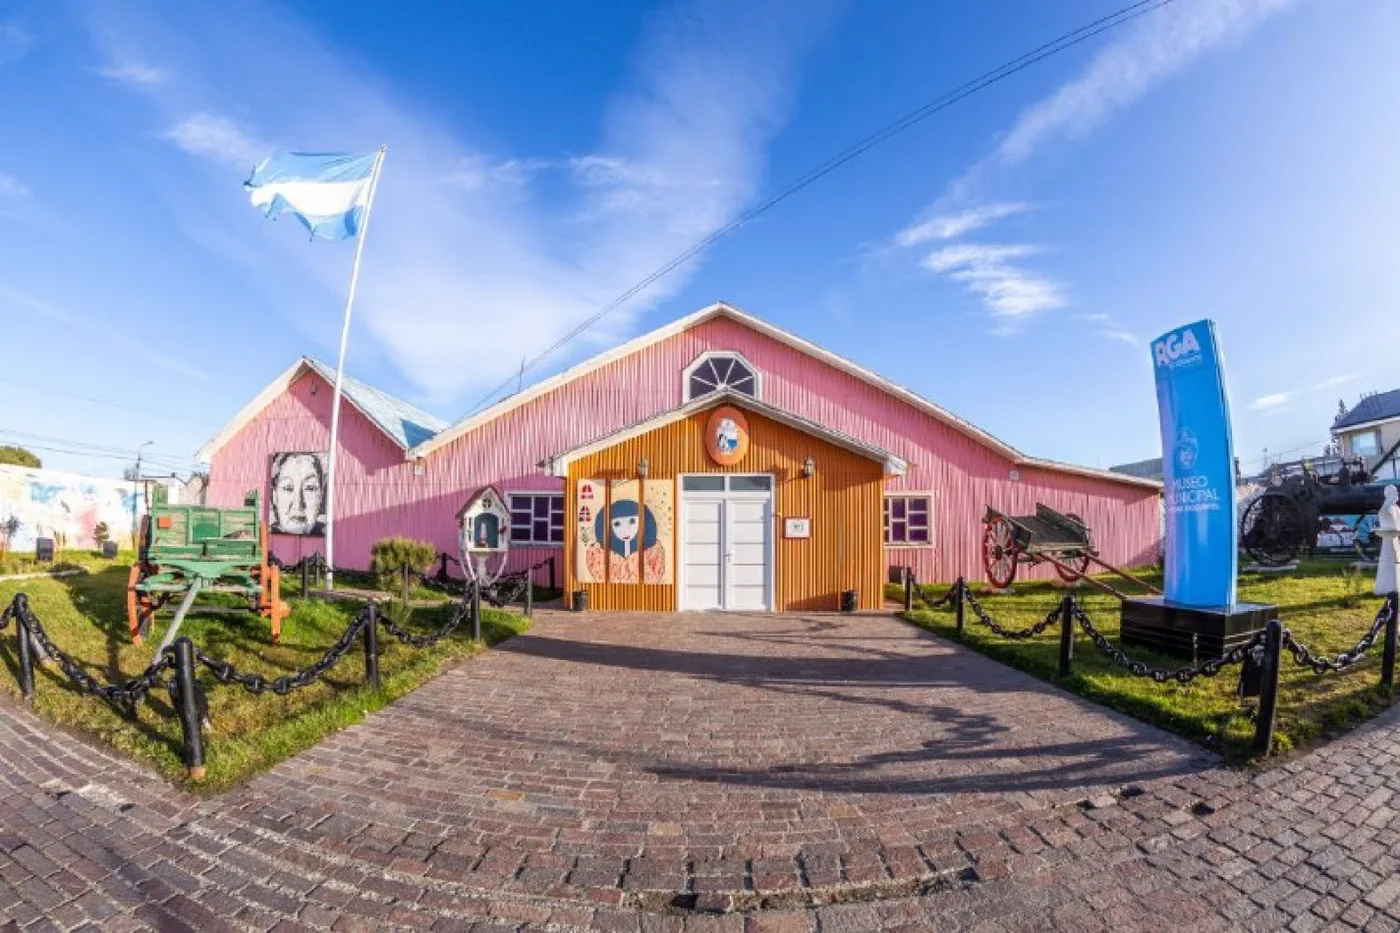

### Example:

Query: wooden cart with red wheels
xmin=981 ymin=503 xmax=1160 ymax=599
xmin=127 ymin=500 xmax=289 ymax=648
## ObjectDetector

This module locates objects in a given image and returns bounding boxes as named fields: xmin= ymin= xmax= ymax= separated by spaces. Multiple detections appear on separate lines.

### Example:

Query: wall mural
xmin=0 ymin=464 xmax=145 ymax=550
xmin=574 ymin=478 xmax=673 ymax=585
xmin=575 ymin=478 xmax=604 ymax=583
xmin=269 ymin=452 xmax=327 ymax=536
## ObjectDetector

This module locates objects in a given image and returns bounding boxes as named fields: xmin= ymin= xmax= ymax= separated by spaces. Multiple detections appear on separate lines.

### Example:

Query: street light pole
xmin=133 ymin=440 xmax=153 ymax=547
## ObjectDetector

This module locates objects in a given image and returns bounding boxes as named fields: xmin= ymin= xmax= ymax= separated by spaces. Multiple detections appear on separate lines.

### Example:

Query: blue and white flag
xmin=244 ymin=152 xmax=378 ymax=241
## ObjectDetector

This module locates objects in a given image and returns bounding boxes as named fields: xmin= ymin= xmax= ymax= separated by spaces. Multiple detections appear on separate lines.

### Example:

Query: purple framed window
xmin=884 ymin=495 xmax=932 ymax=546
xmin=508 ymin=493 xmax=565 ymax=545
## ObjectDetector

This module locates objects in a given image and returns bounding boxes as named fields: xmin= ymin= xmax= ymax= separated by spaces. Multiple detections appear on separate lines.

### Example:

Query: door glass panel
xmin=727 ymin=475 xmax=772 ymax=491
xmin=683 ymin=475 xmax=725 ymax=491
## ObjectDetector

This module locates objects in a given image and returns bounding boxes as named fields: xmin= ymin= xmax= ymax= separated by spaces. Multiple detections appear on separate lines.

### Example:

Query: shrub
xmin=370 ymin=537 xmax=437 ymax=593
xmin=92 ymin=522 xmax=111 ymax=549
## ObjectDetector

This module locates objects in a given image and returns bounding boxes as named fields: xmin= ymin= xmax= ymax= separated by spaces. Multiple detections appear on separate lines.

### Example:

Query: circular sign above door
xmin=705 ymin=405 xmax=750 ymax=466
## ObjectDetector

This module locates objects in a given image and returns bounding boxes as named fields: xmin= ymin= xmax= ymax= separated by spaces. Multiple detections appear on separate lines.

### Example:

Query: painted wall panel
xmin=208 ymin=315 xmax=1158 ymax=586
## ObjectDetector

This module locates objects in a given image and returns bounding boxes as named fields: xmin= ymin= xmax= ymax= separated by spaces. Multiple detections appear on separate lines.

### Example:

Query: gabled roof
xmin=1334 ymin=390 xmax=1400 ymax=432
xmin=195 ymin=357 xmax=447 ymax=463
xmin=540 ymin=390 xmax=908 ymax=477
xmin=413 ymin=301 xmax=1160 ymax=490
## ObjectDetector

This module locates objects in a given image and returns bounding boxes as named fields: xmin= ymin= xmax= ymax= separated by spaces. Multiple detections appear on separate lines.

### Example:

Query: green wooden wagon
xmin=127 ymin=499 xmax=287 ymax=647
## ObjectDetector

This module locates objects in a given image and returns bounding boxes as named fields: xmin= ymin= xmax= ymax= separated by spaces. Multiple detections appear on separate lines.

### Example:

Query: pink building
xmin=200 ymin=303 xmax=1160 ymax=604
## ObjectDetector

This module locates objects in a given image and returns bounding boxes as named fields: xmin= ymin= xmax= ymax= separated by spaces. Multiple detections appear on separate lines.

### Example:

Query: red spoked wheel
xmin=1053 ymin=512 xmax=1092 ymax=583
xmin=982 ymin=515 xmax=1019 ymax=590
xmin=126 ymin=562 xmax=156 ymax=644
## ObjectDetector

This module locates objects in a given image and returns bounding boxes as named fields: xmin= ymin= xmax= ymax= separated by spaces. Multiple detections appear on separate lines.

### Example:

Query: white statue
xmin=1374 ymin=485 xmax=1400 ymax=595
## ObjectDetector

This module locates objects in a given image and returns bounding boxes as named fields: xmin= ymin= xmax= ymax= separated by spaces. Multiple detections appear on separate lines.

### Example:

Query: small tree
xmin=0 ymin=515 xmax=19 ymax=556
xmin=92 ymin=522 xmax=111 ymax=551
xmin=370 ymin=537 xmax=437 ymax=596
xmin=0 ymin=445 xmax=41 ymax=468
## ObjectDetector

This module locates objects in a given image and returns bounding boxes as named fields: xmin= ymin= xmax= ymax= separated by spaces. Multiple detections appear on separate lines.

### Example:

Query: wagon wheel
xmin=1054 ymin=512 xmax=1092 ymax=583
xmin=1240 ymin=492 xmax=1306 ymax=567
xmin=136 ymin=514 xmax=152 ymax=564
xmin=259 ymin=564 xmax=288 ymax=643
xmin=982 ymin=515 xmax=1019 ymax=589
xmin=125 ymin=562 xmax=157 ymax=644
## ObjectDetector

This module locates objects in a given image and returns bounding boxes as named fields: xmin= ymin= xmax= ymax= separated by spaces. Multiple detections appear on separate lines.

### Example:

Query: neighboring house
xmin=1110 ymin=458 xmax=1164 ymax=483
xmin=199 ymin=301 xmax=1161 ymax=610
xmin=1334 ymin=390 xmax=1400 ymax=480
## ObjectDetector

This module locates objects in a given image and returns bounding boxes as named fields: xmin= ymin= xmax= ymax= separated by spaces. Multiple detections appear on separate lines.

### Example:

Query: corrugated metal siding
xmin=567 ymin=406 xmax=884 ymax=611
xmin=208 ymin=316 xmax=1158 ymax=585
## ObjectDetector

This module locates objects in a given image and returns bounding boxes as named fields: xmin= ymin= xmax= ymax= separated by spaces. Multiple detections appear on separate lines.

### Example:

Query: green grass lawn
xmin=0 ymin=563 xmax=528 ymax=791
xmin=894 ymin=560 xmax=1394 ymax=762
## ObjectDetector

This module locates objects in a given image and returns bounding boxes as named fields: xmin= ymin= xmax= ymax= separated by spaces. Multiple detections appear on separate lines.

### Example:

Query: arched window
xmin=684 ymin=352 xmax=760 ymax=401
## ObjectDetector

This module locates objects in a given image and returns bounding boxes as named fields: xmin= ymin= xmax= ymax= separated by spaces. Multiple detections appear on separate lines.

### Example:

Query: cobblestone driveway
xmin=3 ymin=609 xmax=1400 ymax=931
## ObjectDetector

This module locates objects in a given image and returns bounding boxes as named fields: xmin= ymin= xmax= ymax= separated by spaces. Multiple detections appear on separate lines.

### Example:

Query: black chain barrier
xmin=194 ymin=608 xmax=373 ymax=695
xmin=2 ymin=594 xmax=174 ymax=706
xmin=909 ymin=574 xmax=957 ymax=611
xmin=1071 ymin=602 xmax=1263 ymax=684
xmin=1280 ymin=598 xmax=1396 ymax=674
xmin=960 ymin=584 xmax=1062 ymax=640
xmin=477 ymin=556 xmax=555 ymax=608
xmin=378 ymin=601 xmax=470 ymax=648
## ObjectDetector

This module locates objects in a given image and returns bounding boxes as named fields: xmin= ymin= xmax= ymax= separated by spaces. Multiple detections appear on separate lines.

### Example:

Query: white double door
xmin=681 ymin=478 xmax=773 ymax=611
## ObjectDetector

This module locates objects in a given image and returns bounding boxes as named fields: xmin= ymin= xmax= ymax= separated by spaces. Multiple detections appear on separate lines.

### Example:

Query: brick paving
xmin=2 ymin=608 xmax=1399 ymax=930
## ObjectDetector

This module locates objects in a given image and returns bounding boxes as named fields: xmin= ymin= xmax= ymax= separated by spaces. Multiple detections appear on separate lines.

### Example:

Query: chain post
xmin=954 ymin=578 xmax=965 ymax=638
xmin=364 ymin=604 xmax=381 ymax=689
xmin=471 ymin=582 xmax=482 ymax=642
xmin=301 ymin=559 xmax=309 ymax=599
xmin=172 ymin=638 xmax=206 ymax=781
xmin=524 ymin=576 xmax=534 ymax=617
xmin=1057 ymin=595 xmax=1075 ymax=679
xmin=903 ymin=567 xmax=913 ymax=613
xmin=1382 ymin=592 xmax=1398 ymax=691
xmin=15 ymin=613 xmax=35 ymax=701
xmin=1253 ymin=619 xmax=1283 ymax=757
xmin=400 ymin=563 xmax=411 ymax=606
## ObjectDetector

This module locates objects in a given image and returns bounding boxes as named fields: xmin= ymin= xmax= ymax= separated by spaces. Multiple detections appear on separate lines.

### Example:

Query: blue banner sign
xmin=1152 ymin=319 xmax=1237 ymax=608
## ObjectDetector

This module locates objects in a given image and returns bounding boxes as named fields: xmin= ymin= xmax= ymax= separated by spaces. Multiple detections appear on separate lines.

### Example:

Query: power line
xmin=462 ymin=0 xmax=1177 ymax=416
xmin=0 ymin=375 xmax=221 ymax=426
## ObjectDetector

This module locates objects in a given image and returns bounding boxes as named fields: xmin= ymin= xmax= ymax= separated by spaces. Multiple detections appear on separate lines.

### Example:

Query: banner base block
xmin=1121 ymin=597 xmax=1276 ymax=661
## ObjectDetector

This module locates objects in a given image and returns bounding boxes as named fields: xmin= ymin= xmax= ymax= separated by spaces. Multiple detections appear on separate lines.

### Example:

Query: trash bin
xmin=840 ymin=590 xmax=858 ymax=613
xmin=101 ymin=541 xmax=119 ymax=559
xmin=34 ymin=537 xmax=54 ymax=562
xmin=572 ymin=590 xmax=588 ymax=612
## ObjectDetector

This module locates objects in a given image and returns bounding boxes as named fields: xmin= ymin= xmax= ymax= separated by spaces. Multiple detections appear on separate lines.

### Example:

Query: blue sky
xmin=2 ymin=0 xmax=1398 ymax=480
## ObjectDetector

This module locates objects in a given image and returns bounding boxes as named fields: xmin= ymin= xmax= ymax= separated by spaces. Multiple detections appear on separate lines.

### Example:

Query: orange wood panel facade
xmin=565 ymin=404 xmax=886 ymax=611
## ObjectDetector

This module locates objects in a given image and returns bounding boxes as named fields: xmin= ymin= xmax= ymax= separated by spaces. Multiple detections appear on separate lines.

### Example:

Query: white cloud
xmin=998 ymin=0 xmax=1296 ymax=164
xmin=0 ymin=173 xmax=29 ymax=198
xmin=99 ymin=61 xmax=167 ymax=85
xmin=0 ymin=21 xmax=30 ymax=66
xmin=895 ymin=202 xmax=1031 ymax=247
xmin=922 ymin=243 xmax=1064 ymax=320
xmin=1098 ymin=330 xmax=1139 ymax=346
xmin=443 ymin=155 xmax=552 ymax=192
xmin=1078 ymin=312 xmax=1112 ymax=323
xmin=1313 ymin=373 xmax=1359 ymax=390
xmin=921 ymin=243 xmax=1041 ymax=274
xmin=890 ymin=1 xmax=1295 ymax=331
xmin=1248 ymin=391 xmax=1293 ymax=411
xmin=163 ymin=113 xmax=271 ymax=172
xmin=97 ymin=0 xmax=836 ymax=402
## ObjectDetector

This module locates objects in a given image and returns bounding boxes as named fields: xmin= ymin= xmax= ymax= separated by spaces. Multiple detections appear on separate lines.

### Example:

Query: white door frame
xmin=677 ymin=473 xmax=775 ymax=611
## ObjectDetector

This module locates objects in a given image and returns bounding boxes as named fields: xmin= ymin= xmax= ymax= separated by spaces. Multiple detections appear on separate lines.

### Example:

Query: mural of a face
xmin=270 ymin=452 xmax=326 ymax=536
xmin=595 ymin=499 xmax=657 ymax=559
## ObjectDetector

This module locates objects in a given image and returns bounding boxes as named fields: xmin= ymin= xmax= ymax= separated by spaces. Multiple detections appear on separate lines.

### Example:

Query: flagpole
xmin=323 ymin=144 xmax=386 ymax=589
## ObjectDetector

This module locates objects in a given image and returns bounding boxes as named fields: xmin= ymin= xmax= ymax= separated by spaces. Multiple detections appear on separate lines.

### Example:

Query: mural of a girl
xmin=585 ymin=496 xmax=667 ymax=583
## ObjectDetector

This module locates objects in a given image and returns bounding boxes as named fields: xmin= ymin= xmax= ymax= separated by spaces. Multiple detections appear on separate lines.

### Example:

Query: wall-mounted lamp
xmin=412 ymin=457 xmax=425 ymax=477
xmin=638 ymin=456 xmax=650 ymax=479
xmin=801 ymin=455 xmax=815 ymax=479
